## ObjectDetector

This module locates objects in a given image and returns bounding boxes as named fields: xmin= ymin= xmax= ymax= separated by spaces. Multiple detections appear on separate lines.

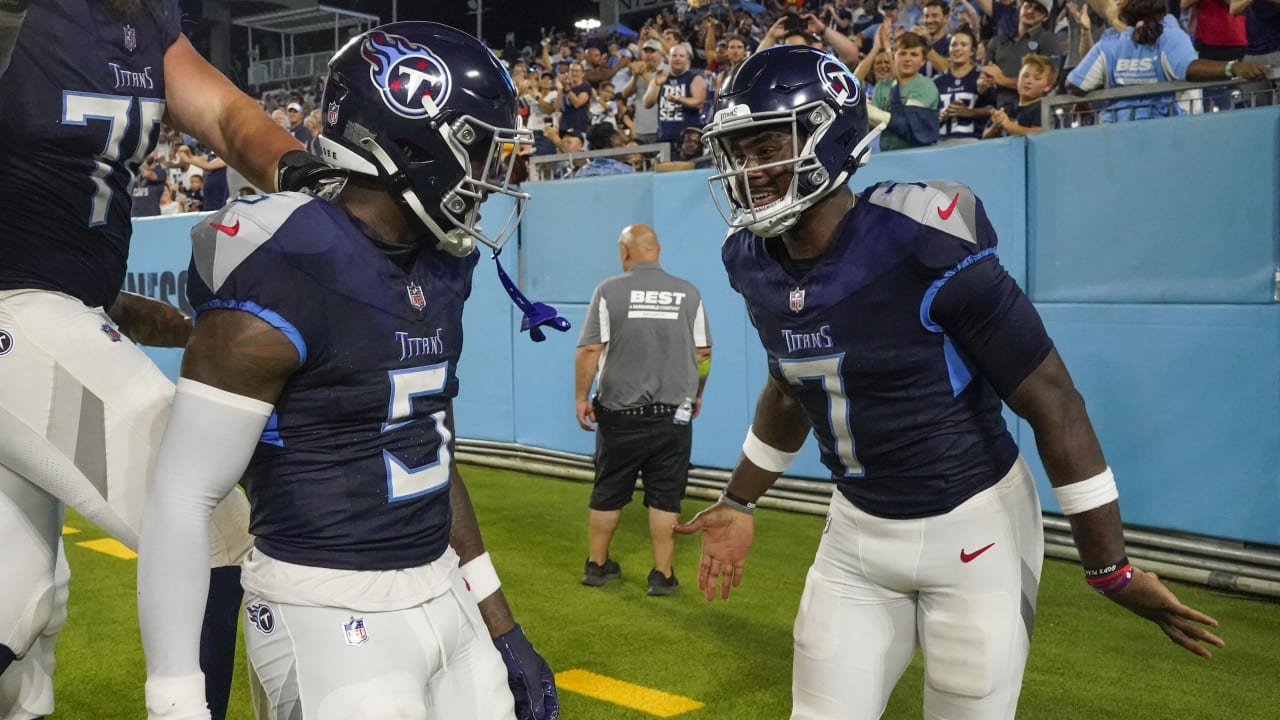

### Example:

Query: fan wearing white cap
xmin=284 ymin=101 xmax=312 ymax=145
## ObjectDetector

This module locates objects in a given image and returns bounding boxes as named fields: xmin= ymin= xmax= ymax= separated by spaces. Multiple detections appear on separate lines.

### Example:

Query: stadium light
xmin=574 ymin=18 xmax=602 ymax=32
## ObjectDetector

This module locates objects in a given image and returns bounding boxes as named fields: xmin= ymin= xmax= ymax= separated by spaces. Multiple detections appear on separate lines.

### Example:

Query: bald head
xmin=618 ymin=224 xmax=660 ymax=270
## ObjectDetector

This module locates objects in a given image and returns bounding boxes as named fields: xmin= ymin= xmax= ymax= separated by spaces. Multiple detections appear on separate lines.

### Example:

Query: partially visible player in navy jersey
xmin=675 ymin=45 xmax=1223 ymax=720
xmin=136 ymin=22 xmax=558 ymax=720
xmin=0 ymin=1 xmax=320 ymax=718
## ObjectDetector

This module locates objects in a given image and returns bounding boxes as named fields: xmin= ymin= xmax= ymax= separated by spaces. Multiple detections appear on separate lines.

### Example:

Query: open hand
xmin=673 ymin=502 xmax=755 ymax=601
xmin=1109 ymin=567 xmax=1225 ymax=659
xmin=1066 ymin=2 xmax=1092 ymax=30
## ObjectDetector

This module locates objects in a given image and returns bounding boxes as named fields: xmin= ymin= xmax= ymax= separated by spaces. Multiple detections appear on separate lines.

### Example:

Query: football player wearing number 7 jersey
xmin=0 ymin=1 xmax=319 ymax=718
xmin=674 ymin=45 xmax=1224 ymax=719
xmin=136 ymin=22 xmax=559 ymax=720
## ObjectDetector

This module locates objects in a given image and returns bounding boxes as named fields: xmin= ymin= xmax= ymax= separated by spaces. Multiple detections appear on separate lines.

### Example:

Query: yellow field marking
xmin=555 ymin=668 xmax=704 ymax=717
xmin=62 ymin=525 xmax=81 ymax=535
xmin=75 ymin=538 xmax=137 ymax=560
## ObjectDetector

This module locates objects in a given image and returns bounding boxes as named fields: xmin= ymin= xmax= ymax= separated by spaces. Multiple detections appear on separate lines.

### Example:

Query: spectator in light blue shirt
xmin=1067 ymin=0 xmax=1270 ymax=121
xmin=574 ymin=123 xmax=635 ymax=178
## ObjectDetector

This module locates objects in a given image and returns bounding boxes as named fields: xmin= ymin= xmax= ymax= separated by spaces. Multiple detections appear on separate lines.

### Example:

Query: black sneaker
xmin=647 ymin=568 xmax=679 ymax=596
xmin=582 ymin=558 xmax=621 ymax=587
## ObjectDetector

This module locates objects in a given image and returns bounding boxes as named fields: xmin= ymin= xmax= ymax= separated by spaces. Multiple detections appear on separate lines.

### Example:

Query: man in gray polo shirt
xmin=983 ymin=0 xmax=1064 ymax=108
xmin=621 ymin=39 xmax=667 ymax=144
xmin=574 ymin=223 xmax=711 ymax=596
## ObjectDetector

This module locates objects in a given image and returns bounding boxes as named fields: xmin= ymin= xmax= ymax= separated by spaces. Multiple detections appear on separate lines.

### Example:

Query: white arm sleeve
xmin=137 ymin=378 xmax=272 ymax=720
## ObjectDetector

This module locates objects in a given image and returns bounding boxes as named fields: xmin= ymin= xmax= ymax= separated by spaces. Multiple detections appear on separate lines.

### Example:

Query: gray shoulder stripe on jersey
xmin=867 ymin=181 xmax=978 ymax=245
xmin=191 ymin=192 xmax=315 ymax=293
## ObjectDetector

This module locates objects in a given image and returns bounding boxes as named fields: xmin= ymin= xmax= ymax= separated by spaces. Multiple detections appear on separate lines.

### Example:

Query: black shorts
xmin=590 ymin=406 xmax=692 ymax=514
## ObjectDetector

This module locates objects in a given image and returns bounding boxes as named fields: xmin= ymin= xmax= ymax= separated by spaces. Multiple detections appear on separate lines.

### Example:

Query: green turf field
xmin=53 ymin=465 xmax=1279 ymax=719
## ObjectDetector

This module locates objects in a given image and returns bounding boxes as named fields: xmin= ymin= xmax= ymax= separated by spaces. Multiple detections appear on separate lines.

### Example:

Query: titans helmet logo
xmin=817 ymin=57 xmax=860 ymax=107
xmin=361 ymin=31 xmax=452 ymax=119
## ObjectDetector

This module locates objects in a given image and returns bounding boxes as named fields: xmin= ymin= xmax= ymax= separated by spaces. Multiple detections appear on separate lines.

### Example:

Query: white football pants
xmin=244 ymin=563 xmax=514 ymax=720
xmin=0 ymin=289 xmax=251 ymax=720
xmin=792 ymin=456 xmax=1044 ymax=720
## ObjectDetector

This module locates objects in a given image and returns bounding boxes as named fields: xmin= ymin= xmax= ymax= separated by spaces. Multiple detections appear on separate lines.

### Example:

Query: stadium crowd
xmin=152 ymin=0 xmax=1276 ymax=211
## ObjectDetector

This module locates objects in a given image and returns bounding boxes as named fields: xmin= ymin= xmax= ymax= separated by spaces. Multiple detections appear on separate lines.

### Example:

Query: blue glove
xmin=493 ymin=623 xmax=558 ymax=720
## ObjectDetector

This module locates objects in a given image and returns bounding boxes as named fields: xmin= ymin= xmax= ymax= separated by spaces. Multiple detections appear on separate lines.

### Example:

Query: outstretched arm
xmin=163 ymin=34 xmax=301 ymax=192
xmin=929 ymin=253 xmax=1224 ymax=659
xmin=107 ymin=291 xmax=192 ymax=348
xmin=1008 ymin=351 xmax=1225 ymax=659
xmin=674 ymin=373 xmax=811 ymax=600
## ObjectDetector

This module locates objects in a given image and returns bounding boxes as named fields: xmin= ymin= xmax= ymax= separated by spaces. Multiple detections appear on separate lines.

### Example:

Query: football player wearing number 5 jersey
xmin=674 ymin=45 xmax=1224 ymax=719
xmin=0 ymin=1 xmax=311 ymax=718
xmin=136 ymin=22 xmax=559 ymax=720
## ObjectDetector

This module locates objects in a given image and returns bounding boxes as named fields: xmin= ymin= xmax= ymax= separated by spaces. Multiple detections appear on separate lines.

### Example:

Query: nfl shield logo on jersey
xmin=789 ymin=287 xmax=806 ymax=313
xmin=343 ymin=616 xmax=369 ymax=646
xmin=326 ymin=101 xmax=340 ymax=126
xmin=406 ymin=282 xmax=427 ymax=311
xmin=123 ymin=24 xmax=137 ymax=53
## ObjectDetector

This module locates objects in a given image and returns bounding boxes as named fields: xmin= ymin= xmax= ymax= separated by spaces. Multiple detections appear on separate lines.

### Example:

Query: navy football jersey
xmin=723 ymin=181 xmax=1022 ymax=519
xmin=0 ymin=0 xmax=180 ymax=308
xmin=936 ymin=69 xmax=993 ymax=141
xmin=187 ymin=193 xmax=479 ymax=571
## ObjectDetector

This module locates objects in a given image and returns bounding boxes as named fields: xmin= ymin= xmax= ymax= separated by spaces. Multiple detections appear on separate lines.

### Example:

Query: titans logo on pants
xmin=362 ymin=31 xmax=452 ymax=119
xmin=246 ymin=603 xmax=275 ymax=635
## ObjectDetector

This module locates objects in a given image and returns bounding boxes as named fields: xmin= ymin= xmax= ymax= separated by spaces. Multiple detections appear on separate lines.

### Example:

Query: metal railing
xmin=527 ymin=143 xmax=671 ymax=181
xmin=455 ymin=438 xmax=1280 ymax=599
xmin=1042 ymin=67 xmax=1280 ymax=129
xmin=248 ymin=51 xmax=334 ymax=87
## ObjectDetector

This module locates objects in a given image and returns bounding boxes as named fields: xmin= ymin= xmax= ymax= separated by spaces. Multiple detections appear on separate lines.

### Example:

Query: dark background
xmin=179 ymin=0 xmax=600 ymax=53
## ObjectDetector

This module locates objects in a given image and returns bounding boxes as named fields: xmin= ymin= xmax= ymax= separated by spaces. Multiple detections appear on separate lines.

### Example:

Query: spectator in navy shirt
xmin=937 ymin=28 xmax=996 ymax=142
xmin=285 ymin=102 xmax=312 ymax=144
xmin=559 ymin=63 xmax=593 ymax=137
xmin=984 ymin=52 xmax=1057 ymax=136
xmin=129 ymin=154 xmax=168 ymax=218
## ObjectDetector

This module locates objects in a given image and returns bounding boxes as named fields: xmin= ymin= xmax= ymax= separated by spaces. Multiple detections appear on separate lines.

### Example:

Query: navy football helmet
xmin=703 ymin=46 xmax=882 ymax=237
xmin=318 ymin=22 xmax=532 ymax=255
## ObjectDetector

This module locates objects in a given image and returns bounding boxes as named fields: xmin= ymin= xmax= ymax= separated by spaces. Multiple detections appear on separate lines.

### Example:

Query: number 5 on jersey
xmin=383 ymin=363 xmax=453 ymax=501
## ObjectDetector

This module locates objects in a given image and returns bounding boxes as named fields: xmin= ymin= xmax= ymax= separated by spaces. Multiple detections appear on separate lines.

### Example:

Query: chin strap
xmin=492 ymin=250 xmax=571 ymax=343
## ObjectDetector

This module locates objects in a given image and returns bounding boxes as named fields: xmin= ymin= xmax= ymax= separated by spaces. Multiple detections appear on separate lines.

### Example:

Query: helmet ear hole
xmin=398 ymin=140 xmax=432 ymax=163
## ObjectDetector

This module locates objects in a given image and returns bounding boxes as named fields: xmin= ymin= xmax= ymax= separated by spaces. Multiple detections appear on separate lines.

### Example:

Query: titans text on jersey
xmin=723 ymin=180 xmax=1052 ymax=518
xmin=187 ymin=192 xmax=480 ymax=571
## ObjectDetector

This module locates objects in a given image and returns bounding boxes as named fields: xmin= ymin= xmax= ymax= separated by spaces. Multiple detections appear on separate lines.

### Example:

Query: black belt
xmin=594 ymin=401 xmax=678 ymax=417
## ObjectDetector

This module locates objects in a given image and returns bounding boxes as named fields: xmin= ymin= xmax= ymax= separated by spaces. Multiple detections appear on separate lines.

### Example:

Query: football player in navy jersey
xmin=0 ymin=1 xmax=332 ymax=718
xmin=136 ymin=22 xmax=558 ymax=720
xmin=674 ymin=45 xmax=1224 ymax=719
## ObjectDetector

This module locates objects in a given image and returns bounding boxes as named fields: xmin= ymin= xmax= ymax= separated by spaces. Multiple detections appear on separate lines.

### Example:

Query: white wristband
xmin=459 ymin=551 xmax=502 ymax=602
xmin=1051 ymin=467 xmax=1119 ymax=515
xmin=742 ymin=426 xmax=800 ymax=474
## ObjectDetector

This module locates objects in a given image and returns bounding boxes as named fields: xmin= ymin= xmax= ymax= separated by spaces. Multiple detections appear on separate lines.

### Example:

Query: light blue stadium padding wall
xmin=126 ymin=107 xmax=1280 ymax=544
xmin=1027 ymin=109 xmax=1280 ymax=304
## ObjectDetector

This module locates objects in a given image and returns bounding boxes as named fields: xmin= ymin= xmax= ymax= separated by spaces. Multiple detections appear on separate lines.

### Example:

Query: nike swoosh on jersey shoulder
xmin=191 ymin=192 xmax=321 ymax=294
